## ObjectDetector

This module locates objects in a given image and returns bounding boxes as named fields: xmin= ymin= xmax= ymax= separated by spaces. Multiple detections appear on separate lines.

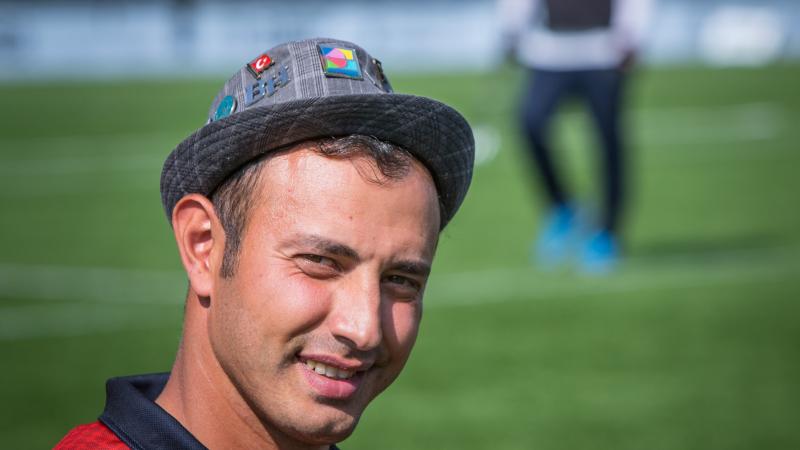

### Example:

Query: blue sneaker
xmin=532 ymin=204 xmax=578 ymax=268
xmin=580 ymin=230 xmax=619 ymax=274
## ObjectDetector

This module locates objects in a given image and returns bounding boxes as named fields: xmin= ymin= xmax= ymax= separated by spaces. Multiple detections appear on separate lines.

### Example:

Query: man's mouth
xmin=297 ymin=355 xmax=366 ymax=399
xmin=303 ymin=359 xmax=355 ymax=380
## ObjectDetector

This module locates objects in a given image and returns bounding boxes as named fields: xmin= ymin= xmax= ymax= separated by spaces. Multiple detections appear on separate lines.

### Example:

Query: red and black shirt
xmin=55 ymin=373 xmax=342 ymax=449
xmin=55 ymin=373 xmax=208 ymax=449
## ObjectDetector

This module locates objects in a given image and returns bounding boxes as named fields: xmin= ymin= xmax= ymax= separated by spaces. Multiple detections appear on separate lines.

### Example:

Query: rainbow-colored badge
xmin=318 ymin=45 xmax=362 ymax=79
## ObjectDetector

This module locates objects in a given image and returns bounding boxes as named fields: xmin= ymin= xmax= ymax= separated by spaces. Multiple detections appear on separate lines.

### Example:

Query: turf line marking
xmin=427 ymin=257 xmax=799 ymax=306
xmin=568 ymin=102 xmax=789 ymax=145
xmin=0 ymin=130 xmax=182 ymax=149
xmin=0 ymin=153 xmax=165 ymax=176
xmin=0 ymin=303 xmax=178 ymax=341
xmin=0 ymin=264 xmax=185 ymax=305
xmin=0 ymin=245 xmax=797 ymax=308
xmin=0 ymin=252 xmax=800 ymax=342
xmin=429 ymin=244 xmax=800 ymax=305
xmin=0 ymin=102 xmax=792 ymax=167
xmin=1 ymin=244 xmax=798 ymax=340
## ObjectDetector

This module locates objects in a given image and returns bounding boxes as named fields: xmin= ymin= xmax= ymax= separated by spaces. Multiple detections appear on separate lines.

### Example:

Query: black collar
xmin=99 ymin=373 xmax=341 ymax=450
xmin=100 ymin=373 xmax=207 ymax=450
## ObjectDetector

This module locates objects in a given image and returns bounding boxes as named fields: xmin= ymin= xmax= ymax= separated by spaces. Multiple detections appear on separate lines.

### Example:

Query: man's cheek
xmin=387 ymin=302 xmax=422 ymax=356
xmin=264 ymin=273 xmax=333 ymax=326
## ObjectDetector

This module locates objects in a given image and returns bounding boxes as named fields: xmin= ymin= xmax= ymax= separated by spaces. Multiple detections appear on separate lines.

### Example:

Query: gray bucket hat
xmin=160 ymin=37 xmax=474 ymax=228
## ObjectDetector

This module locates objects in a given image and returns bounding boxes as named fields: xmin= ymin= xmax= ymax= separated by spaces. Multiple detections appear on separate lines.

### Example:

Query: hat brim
xmin=160 ymin=93 xmax=474 ymax=227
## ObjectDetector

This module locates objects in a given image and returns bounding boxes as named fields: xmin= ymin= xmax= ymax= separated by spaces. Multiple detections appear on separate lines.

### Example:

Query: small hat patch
xmin=213 ymin=95 xmax=237 ymax=121
xmin=318 ymin=45 xmax=362 ymax=79
xmin=247 ymin=53 xmax=274 ymax=78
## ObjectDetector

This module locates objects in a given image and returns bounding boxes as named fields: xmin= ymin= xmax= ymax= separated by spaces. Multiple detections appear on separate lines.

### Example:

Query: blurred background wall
xmin=1 ymin=0 xmax=799 ymax=80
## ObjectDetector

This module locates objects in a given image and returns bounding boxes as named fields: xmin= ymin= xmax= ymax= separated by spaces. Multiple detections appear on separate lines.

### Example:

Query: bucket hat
xmin=160 ymin=37 xmax=474 ymax=228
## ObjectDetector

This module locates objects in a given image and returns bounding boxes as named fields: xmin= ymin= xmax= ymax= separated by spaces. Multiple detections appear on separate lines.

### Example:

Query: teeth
xmin=303 ymin=359 xmax=355 ymax=380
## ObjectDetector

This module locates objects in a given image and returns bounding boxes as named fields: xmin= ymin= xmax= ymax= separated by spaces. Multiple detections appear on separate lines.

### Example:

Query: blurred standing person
xmin=499 ymin=0 xmax=653 ymax=273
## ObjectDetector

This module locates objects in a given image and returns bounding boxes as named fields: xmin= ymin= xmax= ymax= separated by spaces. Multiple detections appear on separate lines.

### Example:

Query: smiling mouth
xmin=302 ymin=359 xmax=356 ymax=380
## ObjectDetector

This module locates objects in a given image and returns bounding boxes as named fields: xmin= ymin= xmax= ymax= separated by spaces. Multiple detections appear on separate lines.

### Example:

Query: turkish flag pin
xmin=247 ymin=53 xmax=274 ymax=78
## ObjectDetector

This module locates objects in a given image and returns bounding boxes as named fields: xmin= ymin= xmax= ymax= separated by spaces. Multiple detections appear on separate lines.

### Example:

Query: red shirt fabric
xmin=54 ymin=421 xmax=129 ymax=450
xmin=54 ymin=373 xmax=340 ymax=449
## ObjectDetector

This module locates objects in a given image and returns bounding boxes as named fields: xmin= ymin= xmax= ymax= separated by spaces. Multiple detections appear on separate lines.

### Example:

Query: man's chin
xmin=283 ymin=412 xmax=361 ymax=447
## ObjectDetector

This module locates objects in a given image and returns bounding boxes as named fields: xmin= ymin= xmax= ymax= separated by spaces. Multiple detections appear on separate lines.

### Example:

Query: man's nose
xmin=330 ymin=274 xmax=383 ymax=351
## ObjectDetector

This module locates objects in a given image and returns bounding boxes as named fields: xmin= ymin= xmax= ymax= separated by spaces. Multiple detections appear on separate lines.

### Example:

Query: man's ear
xmin=171 ymin=194 xmax=225 ymax=298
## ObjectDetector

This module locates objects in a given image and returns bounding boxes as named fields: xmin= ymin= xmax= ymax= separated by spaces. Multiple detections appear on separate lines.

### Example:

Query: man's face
xmin=207 ymin=147 xmax=440 ymax=445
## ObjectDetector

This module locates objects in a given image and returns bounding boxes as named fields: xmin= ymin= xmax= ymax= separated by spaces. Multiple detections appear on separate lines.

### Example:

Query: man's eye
xmin=385 ymin=275 xmax=415 ymax=287
xmin=383 ymin=275 xmax=422 ymax=299
xmin=302 ymin=254 xmax=325 ymax=264
xmin=297 ymin=254 xmax=340 ymax=274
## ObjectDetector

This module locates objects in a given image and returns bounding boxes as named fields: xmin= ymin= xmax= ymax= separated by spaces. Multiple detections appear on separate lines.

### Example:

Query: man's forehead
xmin=247 ymin=145 xmax=441 ymax=248
xmin=257 ymin=143 xmax=437 ymax=196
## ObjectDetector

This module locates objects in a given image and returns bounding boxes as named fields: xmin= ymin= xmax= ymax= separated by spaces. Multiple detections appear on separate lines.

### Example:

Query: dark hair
xmin=211 ymin=134 xmax=422 ymax=278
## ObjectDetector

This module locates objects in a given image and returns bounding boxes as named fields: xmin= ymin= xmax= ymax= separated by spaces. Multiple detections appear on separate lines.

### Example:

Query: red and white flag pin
xmin=247 ymin=53 xmax=274 ymax=78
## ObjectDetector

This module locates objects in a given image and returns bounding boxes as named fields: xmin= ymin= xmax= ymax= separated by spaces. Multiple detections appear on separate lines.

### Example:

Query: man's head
xmin=171 ymin=136 xmax=439 ymax=444
xmin=159 ymin=38 xmax=473 ymax=448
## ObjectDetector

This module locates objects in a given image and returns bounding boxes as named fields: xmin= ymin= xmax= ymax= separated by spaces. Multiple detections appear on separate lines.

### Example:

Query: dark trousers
xmin=520 ymin=68 xmax=626 ymax=233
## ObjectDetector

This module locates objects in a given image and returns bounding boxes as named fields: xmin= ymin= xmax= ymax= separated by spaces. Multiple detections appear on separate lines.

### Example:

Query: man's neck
xmin=155 ymin=294 xmax=288 ymax=450
xmin=157 ymin=344 xmax=274 ymax=448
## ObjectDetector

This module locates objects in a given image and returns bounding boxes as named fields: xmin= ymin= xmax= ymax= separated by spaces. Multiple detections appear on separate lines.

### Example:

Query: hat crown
xmin=207 ymin=38 xmax=393 ymax=124
xmin=161 ymin=37 xmax=474 ymax=229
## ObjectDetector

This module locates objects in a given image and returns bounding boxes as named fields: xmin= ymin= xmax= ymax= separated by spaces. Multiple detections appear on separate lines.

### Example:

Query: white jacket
xmin=498 ymin=0 xmax=654 ymax=70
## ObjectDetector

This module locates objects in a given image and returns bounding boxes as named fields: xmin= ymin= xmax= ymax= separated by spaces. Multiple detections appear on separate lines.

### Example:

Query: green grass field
xmin=1 ymin=64 xmax=799 ymax=449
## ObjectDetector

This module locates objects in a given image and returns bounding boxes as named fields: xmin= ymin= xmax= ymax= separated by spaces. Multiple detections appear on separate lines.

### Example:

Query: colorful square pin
xmin=247 ymin=53 xmax=274 ymax=78
xmin=318 ymin=45 xmax=362 ymax=80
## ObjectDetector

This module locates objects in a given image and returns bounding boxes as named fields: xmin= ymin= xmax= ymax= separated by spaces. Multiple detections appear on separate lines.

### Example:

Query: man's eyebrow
xmin=292 ymin=234 xmax=360 ymax=260
xmin=289 ymin=234 xmax=431 ymax=275
xmin=391 ymin=261 xmax=432 ymax=278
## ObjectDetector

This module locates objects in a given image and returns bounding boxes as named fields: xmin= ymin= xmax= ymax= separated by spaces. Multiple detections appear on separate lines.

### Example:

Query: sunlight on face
xmin=208 ymin=146 xmax=440 ymax=445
